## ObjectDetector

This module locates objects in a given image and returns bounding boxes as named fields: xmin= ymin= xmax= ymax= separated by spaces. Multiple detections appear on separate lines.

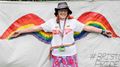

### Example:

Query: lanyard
xmin=58 ymin=19 xmax=66 ymax=38
xmin=58 ymin=19 xmax=66 ymax=52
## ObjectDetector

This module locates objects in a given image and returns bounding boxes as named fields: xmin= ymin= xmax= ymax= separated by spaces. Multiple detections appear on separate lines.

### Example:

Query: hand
xmin=50 ymin=47 xmax=53 ymax=51
xmin=10 ymin=30 xmax=22 ymax=38
xmin=101 ymin=30 xmax=112 ymax=38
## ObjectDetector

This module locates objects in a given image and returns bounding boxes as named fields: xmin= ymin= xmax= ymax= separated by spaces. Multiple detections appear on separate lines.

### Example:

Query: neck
xmin=60 ymin=18 xmax=66 ymax=20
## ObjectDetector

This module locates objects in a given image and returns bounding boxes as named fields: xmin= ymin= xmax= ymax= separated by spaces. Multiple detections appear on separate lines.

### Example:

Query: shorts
xmin=51 ymin=54 xmax=78 ymax=67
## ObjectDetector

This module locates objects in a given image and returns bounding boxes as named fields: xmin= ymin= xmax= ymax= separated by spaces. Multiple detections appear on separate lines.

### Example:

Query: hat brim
xmin=55 ymin=7 xmax=72 ymax=14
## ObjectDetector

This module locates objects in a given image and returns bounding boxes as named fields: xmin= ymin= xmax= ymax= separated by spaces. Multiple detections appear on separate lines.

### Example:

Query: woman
xmin=10 ymin=2 xmax=112 ymax=67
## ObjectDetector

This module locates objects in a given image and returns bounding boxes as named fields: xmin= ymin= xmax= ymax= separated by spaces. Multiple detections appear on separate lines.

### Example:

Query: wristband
xmin=101 ymin=30 xmax=105 ymax=34
xmin=101 ymin=30 xmax=110 ymax=38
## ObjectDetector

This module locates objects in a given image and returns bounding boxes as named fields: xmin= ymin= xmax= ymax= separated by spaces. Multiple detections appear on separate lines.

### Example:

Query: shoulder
xmin=42 ymin=18 xmax=56 ymax=27
xmin=46 ymin=18 xmax=56 ymax=23
xmin=68 ymin=18 xmax=76 ymax=21
xmin=68 ymin=19 xmax=81 ymax=24
xmin=68 ymin=19 xmax=79 ymax=22
xmin=69 ymin=19 xmax=85 ymax=26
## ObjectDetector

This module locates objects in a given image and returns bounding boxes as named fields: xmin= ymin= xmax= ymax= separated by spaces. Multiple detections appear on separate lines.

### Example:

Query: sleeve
xmin=40 ymin=19 xmax=52 ymax=32
xmin=73 ymin=19 xmax=85 ymax=32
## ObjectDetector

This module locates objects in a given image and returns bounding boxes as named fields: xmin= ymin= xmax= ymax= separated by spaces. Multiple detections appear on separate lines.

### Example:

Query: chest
xmin=51 ymin=21 xmax=75 ymax=35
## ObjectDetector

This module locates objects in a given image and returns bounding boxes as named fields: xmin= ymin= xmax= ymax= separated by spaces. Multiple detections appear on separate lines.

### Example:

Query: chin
xmin=60 ymin=16 xmax=67 ymax=19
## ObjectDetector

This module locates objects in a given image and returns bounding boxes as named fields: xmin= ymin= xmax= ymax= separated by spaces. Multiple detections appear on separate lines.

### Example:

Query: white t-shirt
xmin=40 ymin=18 xmax=85 ymax=56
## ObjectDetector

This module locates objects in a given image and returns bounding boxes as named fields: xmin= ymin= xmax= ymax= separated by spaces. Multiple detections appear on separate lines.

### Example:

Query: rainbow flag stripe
xmin=77 ymin=11 xmax=119 ymax=38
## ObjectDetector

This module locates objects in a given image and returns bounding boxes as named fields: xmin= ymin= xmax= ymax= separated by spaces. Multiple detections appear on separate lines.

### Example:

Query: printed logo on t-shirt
xmin=65 ymin=25 xmax=72 ymax=34
xmin=52 ymin=25 xmax=72 ymax=35
xmin=52 ymin=29 xmax=60 ymax=35
xmin=52 ymin=26 xmax=60 ymax=35
xmin=65 ymin=29 xmax=72 ymax=34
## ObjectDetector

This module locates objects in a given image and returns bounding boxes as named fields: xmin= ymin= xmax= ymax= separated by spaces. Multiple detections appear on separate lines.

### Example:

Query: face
xmin=58 ymin=9 xmax=68 ymax=20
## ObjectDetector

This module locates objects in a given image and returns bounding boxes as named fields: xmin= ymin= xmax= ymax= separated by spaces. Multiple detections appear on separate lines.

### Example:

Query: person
xmin=10 ymin=2 xmax=112 ymax=67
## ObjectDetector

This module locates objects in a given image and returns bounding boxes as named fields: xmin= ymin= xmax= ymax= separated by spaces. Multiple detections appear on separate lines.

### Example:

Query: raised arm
xmin=10 ymin=25 xmax=42 ymax=38
xmin=83 ymin=25 xmax=112 ymax=37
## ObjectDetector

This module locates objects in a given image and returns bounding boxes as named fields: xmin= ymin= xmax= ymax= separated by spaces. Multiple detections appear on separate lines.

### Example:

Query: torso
xmin=41 ymin=18 xmax=84 ymax=56
xmin=50 ymin=18 xmax=77 ymax=56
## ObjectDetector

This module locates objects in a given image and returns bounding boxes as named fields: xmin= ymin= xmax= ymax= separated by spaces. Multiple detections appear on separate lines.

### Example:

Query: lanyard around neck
xmin=58 ymin=19 xmax=66 ymax=38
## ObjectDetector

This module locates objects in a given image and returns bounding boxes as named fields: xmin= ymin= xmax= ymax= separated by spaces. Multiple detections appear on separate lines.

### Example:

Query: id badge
xmin=58 ymin=46 xmax=65 ymax=52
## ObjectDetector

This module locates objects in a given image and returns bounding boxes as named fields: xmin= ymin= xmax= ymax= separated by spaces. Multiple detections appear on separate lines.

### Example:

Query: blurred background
xmin=0 ymin=0 xmax=119 ymax=1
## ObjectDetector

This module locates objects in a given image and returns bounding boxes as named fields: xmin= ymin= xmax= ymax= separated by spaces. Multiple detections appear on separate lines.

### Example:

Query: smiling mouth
xmin=60 ymin=14 xmax=67 ymax=16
